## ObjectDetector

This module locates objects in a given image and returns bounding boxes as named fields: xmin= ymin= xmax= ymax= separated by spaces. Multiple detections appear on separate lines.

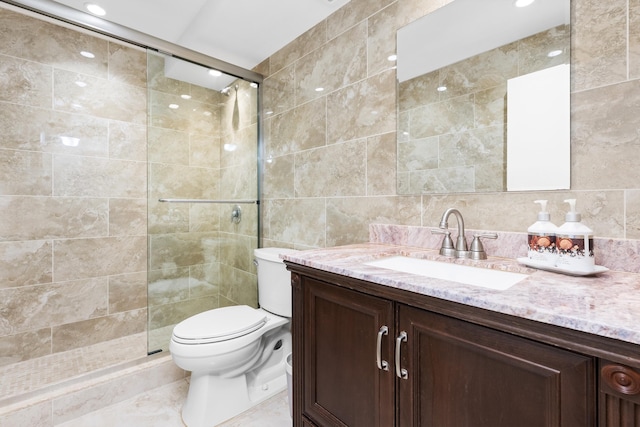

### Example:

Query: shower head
xmin=220 ymin=84 xmax=239 ymax=96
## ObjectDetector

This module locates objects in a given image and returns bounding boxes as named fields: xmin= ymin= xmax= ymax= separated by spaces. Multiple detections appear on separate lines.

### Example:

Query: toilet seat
xmin=172 ymin=305 xmax=267 ymax=345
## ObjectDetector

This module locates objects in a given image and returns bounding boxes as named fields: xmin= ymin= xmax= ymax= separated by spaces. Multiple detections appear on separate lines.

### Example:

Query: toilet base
xmin=182 ymin=368 xmax=287 ymax=427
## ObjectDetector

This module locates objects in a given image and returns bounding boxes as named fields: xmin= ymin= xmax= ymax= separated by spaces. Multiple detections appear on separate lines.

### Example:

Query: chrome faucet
xmin=432 ymin=208 xmax=498 ymax=260
xmin=438 ymin=208 xmax=468 ymax=258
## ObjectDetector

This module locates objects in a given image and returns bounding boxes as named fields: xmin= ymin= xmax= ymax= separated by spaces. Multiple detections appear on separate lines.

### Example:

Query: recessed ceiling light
xmin=209 ymin=69 xmax=222 ymax=77
xmin=315 ymin=87 xmax=324 ymax=92
xmin=168 ymin=104 xmax=179 ymax=109
xmin=181 ymin=94 xmax=191 ymax=99
xmin=548 ymin=49 xmax=563 ymax=57
xmin=75 ymin=81 xmax=88 ymax=87
xmin=514 ymin=0 xmax=535 ymax=7
xmin=84 ymin=3 xmax=106 ymax=16
xmin=80 ymin=51 xmax=95 ymax=58
xmin=387 ymin=54 xmax=397 ymax=61
xmin=437 ymin=86 xmax=447 ymax=92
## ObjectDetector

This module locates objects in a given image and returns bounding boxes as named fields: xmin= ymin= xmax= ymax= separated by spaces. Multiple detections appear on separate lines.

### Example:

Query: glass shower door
xmin=146 ymin=51 xmax=259 ymax=353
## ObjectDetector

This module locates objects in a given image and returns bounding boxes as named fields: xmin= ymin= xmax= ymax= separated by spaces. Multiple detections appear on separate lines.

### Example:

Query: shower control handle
xmin=376 ymin=325 xmax=389 ymax=371
xmin=231 ymin=205 xmax=242 ymax=224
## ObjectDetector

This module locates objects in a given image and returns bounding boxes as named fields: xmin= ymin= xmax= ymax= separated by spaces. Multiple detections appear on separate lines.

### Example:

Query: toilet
xmin=170 ymin=247 xmax=297 ymax=427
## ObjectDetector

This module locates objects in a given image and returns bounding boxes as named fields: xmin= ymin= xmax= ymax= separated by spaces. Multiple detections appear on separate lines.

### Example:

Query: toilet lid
xmin=172 ymin=305 xmax=267 ymax=344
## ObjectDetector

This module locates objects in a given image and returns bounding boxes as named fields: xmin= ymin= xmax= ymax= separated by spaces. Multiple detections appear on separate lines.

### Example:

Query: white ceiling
xmin=50 ymin=0 xmax=351 ymax=71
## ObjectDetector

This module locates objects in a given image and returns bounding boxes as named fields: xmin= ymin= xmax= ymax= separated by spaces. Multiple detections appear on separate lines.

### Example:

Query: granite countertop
xmin=282 ymin=243 xmax=640 ymax=346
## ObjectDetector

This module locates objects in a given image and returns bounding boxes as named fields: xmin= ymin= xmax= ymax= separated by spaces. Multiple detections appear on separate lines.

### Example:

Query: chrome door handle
xmin=395 ymin=331 xmax=408 ymax=379
xmin=376 ymin=326 xmax=389 ymax=371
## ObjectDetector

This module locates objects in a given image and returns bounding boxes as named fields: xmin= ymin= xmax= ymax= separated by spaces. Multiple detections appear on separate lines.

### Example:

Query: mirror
xmin=396 ymin=0 xmax=571 ymax=194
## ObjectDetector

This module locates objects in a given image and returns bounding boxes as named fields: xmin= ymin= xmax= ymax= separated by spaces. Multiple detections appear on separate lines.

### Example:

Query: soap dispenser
xmin=555 ymin=199 xmax=595 ymax=272
xmin=527 ymin=200 xmax=557 ymax=267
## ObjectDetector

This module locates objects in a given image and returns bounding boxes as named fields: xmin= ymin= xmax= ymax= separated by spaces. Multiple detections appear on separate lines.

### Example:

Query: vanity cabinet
xmin=288 ymin=263 xmax=640 ymax=427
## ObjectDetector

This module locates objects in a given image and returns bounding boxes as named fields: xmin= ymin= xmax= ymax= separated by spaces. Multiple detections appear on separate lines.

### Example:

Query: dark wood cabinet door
xmin=301 ymin=276 xmax=395 ymax=427
xmin=397 ymin=304 xmax=596 ymax=427
xmin=599 ymin=360 xmax=640 ymax=427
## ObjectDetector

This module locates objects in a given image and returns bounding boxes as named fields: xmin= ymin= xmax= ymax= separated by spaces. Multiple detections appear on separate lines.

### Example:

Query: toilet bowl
xmin=170 ymin=247 xmax=297 ymax=427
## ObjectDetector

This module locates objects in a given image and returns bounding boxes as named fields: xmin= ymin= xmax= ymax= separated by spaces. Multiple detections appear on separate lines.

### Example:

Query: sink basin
xmin=364 ymin=256 xmax=527 ymax=290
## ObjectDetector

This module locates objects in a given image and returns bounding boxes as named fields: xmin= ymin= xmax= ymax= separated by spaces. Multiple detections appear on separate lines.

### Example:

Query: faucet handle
xmin=470 ymin=233 xmax=498 ymax=260
xmin=432 ymin=229 xmax=456 ymax=257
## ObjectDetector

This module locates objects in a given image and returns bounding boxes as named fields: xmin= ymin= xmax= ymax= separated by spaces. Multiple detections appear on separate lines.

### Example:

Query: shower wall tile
xmin=147 ymin=53 xmax=191 ymax=95
xmin=218 ymin=233 xmax=255 ymax=272
xmin=0 ymin=197 xmax=108 ymax=242
xmin=295 ymin=21 xmax=368 ymax=106
xmin=220 ymin=162 xmax=257 ymax=200
xmin=397 ymin=137 xmax=439 ymax=173
xmin=0 ymin=399 xmax=52 ymax=427
xmin=326 ymin=69 xmax=395 ymax=143
xmin=366 ymin=132 xmax=397 ymax=196
xmin=263 ymin=64 xmax=296 ymax=116
xmin=295 ymin=139 xmax=367 ymax=197
xmin=220 ymin=81 xmax=256 ymax=134
xmin=148 ymin=232 xmax=218 ymax=271
xmin=270 ymin=21 xmax=326 ymax=74
xmin=265 ymin=198 xmax=327 ymax=247
xmin=147 ymin=267 xmax=191 ymax=307
xmin=109 ymin=198 xmax=146 ymax=237
xmin=189 ymin=203 xmax=221 ymax=232
xmin=148 ymin=296 xmax=217 ymax=330
xmin=51 ymin=308 xmax=146 ymax=353
xmin=517 ymin=25 xmax=570 ymax=76
xmin=108 ymin=272 xmax=147 ymax=314
xmin=109 ymin=121 xmax=146 ymax=162
xmin=326 ymin=196 xmax=422 ymax=246
xmin=439 ymin=126 xmax=504 ymax=169
xmin=572 ymin=0 xmax=627 ymax=91
xmin=219 ymin=263 xmax=258 ymax=308
xmin=147 ymin=200 xmax=189 ymax=235
xmin=0 ymin=8 xmax=109 ymax=79
xmin=262 ymin=154 xmax=294 ymax=199
xmin=398 ymin=71 xmax=440 ymax=112
xmin=268 ymin=97 xmax=327 ymax=157
xmin=0 ymin=328 xmax=51 ymax=366
xmin=53 ymin=155 xmax=146 ymax=198
xmin=0 ymin=150 xmax=52 ymax=196
xmin=148 ymin=163 xmax=219 ymax=200
xmin=190 ymin=132 xmax=221 ymax=169
xmin=53 ymin=69 xmax=146 ymax=124
xmin=326 ymin=0 xmax=395 ymax=40
xmin=367 ymin=2 xmax=398 ymax=77
xmin=571 ymin=79 xmax=640 ymax=190
xmin=149 ymin=90 xmax=217 ymax=134
xmin=148 ymin=127 xmax=190 ymax=165
xmin=396 ymin=0 xmax=450 ymax=28
xmin=0 ymin=240 xmax=52 ymax=289
xmin=219 ymin=203 xmax=258 ymax=236
xmin=107 ymin=42 xmax=147 ymax=88
xmin=53 ymin=236 xmax=146 ymax=282
xmin=632 ymin=0 xmax=640 ymax=79
xmin=410 ymin=94 xmax=474 ymax=139
xmin=190 ymin=263 xmax=221 ymax=299
xmin=220 ymin=124 xmax=258 ymax=169
xmin=0 ymin=56 xmax=52 ymax=108
xmin=0 ymin=277 xmax=108 ymax=336
xmin=0 ymin=103 xmax=110 ymax=157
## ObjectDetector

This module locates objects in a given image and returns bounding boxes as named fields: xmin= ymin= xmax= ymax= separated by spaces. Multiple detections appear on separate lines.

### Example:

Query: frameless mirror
xmin=396 ymin=0 xmax=571 ymax=194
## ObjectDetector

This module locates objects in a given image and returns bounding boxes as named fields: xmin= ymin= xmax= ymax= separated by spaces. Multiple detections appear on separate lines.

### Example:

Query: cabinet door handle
xmin=376 ymin=326 xmax=389 ymax=371
xmin=395 ymin=331 xmax=408 ymax=379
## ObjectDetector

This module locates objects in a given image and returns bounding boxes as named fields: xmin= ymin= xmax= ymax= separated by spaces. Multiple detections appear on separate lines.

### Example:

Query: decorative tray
xmin=516 ymin=257 xmax=609 ymax=277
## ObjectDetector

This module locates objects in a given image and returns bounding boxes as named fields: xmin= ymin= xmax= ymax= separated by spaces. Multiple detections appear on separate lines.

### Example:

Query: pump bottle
xmin=555 ymin=199 xmax=595 ymax=272
xmin=527 ymin=200 xmax=557 ymax=267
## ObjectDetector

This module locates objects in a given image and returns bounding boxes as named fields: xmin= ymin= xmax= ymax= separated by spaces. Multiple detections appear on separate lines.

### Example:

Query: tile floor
xmin=56 ymin=379 xmax=292 ymax=427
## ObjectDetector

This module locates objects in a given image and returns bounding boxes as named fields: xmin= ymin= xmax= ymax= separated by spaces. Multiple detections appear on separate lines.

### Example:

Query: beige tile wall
xmin=259 ymin=0 xmax=640 ymax=251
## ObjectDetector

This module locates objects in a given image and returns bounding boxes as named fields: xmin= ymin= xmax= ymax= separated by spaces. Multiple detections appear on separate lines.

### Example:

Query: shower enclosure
xmin=146 ymin=52 xmax=260 ymax=353
xmin=0 ymin=0 xmax=261 ymax=402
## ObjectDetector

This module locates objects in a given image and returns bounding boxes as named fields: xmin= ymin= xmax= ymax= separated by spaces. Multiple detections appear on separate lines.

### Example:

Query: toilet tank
xmin=254 ymin=247 xmax=298 ymax=317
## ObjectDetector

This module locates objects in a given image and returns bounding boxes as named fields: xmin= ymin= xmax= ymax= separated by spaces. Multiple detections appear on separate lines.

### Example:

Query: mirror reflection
xmin=396 ymin=0 xmax=571 ymax=194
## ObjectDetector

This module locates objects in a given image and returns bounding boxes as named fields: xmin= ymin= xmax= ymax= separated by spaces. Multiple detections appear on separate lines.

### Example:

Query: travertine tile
xmin=265 ymin=199 xmax=327 ymax=248
xmin=107 ymin=42 xmax=147 ymax=88
xmin=0 ymin=103 xmax=109 ymax=157
xmin=148 ymin=232 xmax=218 ymax=271
xmin=326 ymin=196 xmax=422 ymax=246
xmin=572 ymin=79 xmax=640 ymax=190
xmin=190 ymin=132 xmax=221 ymax=169
xmin=0 ymin=400 xmax=52 ymax=427
xmin=53 ymin=155 xmax=146 ymax=198
xmin=410 ymin=94 xmax=474 ymax=140
xmin=0 ymin=328 xmax=51 ymax=366
xmin=0 ymin=240 xmax=52 ymax=288
xmin=53 ymin=69 xmax=146 ymax=124
xmin=295 ymin=139 xmax=367 ymax=197
xmin=0 ymin=278 xmax=108 ymax=336
xmin=326 ymin=0 xmax=395 ymax=40
xmin=367 ymin=2 xmax=398 ymax=76
xmin=627 ymin=190 xmax=640 ymax=239
xmin=148 ymin=296 xmax=216 ymax=330
xmin=295 ymin=21 xmax=368 ymax=106
xmin=397 ymin=137 xmax=439 ymax=173
xmin=268 ymin=97 xmax=327 ymax=157
xmin=263 ymin=64 xmax=296 ymax=117
xmin=0 ymin=150 xmax=52 ymax=196
xmin=148 ymin=163 xmax=219 ymax=200
xmin=270 ymin=21 xmax=326 ymax=73
xmin=631 ymin=0 xmax=640 ymax=79
xmin=147 ymin=267 xmax=190 ymax=307
xmin=0 ymin=55 xmax=52 ymax=108
xmin=53 ymin=236 xmax=146 ymax=282
xmin=109 ymin=272 xmax=147 ymax=314
xmin=517 ymin=25 xmax=570 ymax=76
xmin=367 ymin=132 xmax=397 ymax=196
xmin=51 ymin=308 xmax=146 ymax=353
xmin=572 ymin=0 xmax=627 ymax=91
xmin=109 ymin=198 xmax=146 ymax=237
xmin=262 ymin=154 xmax=295 ymax=199
xmin=0 ymin=197 xmax=108 ymax=241
xmin=108 ymin=121 xmax=146 ymax=162
xmin=326 ymin=69 xmax=395 ymax=143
